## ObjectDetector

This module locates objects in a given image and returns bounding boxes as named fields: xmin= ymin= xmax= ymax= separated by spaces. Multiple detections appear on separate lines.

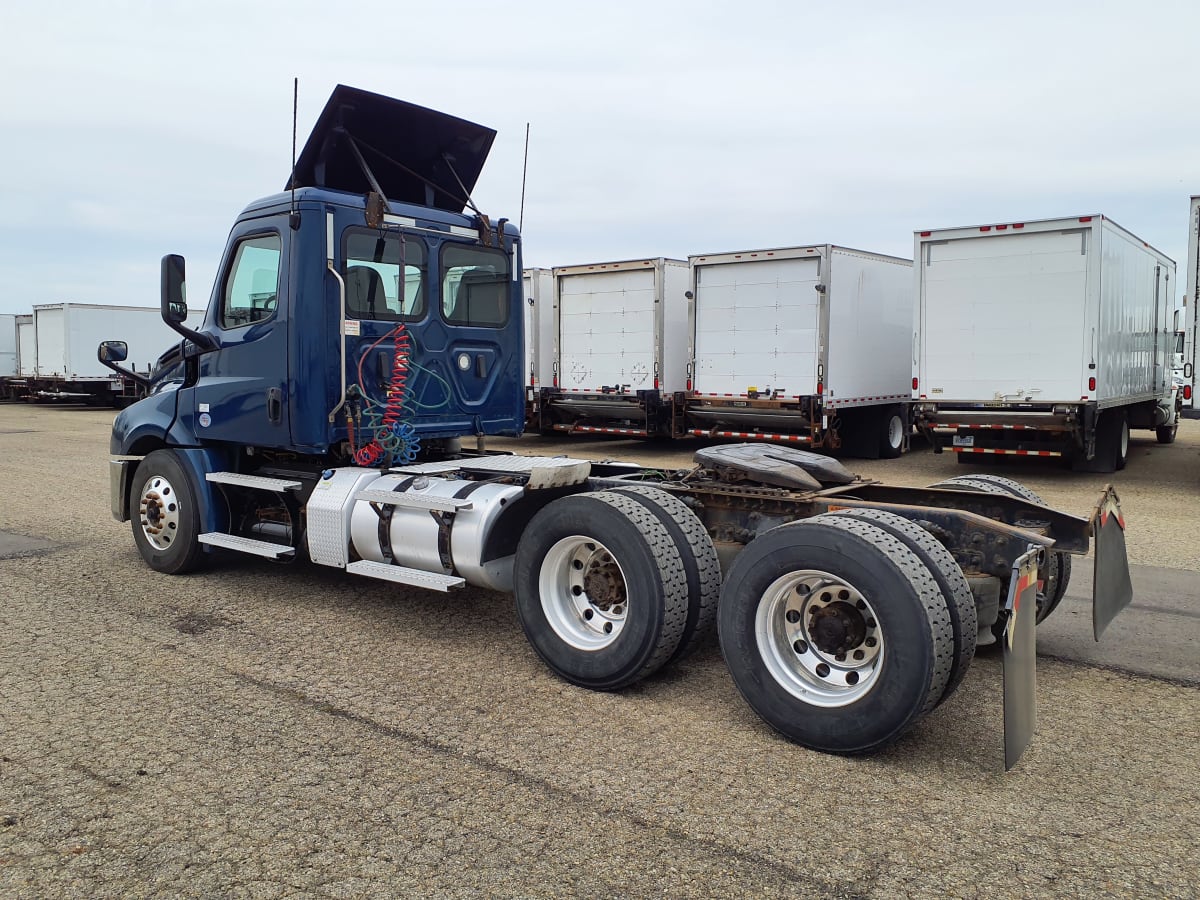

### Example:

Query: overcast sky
xmin=2 ymin=0 xmax=1199 ymax=317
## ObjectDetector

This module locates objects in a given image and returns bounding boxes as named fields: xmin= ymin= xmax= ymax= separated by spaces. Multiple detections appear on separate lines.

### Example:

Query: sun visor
xmin=288 ymin=85 xmax=496 ymax=213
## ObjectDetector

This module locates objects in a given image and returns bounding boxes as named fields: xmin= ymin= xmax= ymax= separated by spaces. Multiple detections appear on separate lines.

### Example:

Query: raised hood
xmin=288 ymin=85 xmax=496 ymax=214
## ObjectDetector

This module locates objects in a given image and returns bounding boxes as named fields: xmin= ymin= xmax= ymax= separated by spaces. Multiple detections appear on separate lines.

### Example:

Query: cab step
xmin=346 ymin=559 xmax=465 ymax=592
xmin=198 ymin=532 xmax=296 ymax=559
xmin=205 ymin=472 xmax=303 ymax=491
xmin=353 ymin=489 xmax=473 ymax=512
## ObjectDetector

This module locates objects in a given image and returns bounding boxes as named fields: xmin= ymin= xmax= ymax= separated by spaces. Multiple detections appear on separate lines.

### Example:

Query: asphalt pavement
xmin=1 ymin=405 xmax=1197 ymax=898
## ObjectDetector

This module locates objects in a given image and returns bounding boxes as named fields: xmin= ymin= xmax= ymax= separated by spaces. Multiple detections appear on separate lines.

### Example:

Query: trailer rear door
xmin=692 ymin=256 xmax=820 ymax=396
xmin=921 ymin=228 xmax=1088 ymax=403
xmin=558 ymin=268 xmax=657 ymax=391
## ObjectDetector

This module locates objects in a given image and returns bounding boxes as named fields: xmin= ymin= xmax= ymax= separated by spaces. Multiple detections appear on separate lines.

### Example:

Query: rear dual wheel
xmin=717 ymin=515 xmax=965 ymax=754
xmin=930 ymin=474 xmax=1071 ymax=624
xmin=513 ymin=491 xmax=691 ymax=691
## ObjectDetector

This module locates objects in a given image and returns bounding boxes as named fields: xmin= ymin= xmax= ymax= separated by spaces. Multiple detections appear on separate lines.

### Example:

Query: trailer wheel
xmin=1156 ymin=421 xmax=1178 ymax=444
xmin=717 ymin=517 xmax=953 ymax=754
xmin=514 ymin=491 xmax=689 ymax=691
xmin=932 ymin=475 xmax=1071 ymax=623
xmin=819 ymin=509 xmax=976 ymax=706
xmin=131 ymin=450 xmax=204 ymax=575
xmin=879 ymin=405 xmax=907 ymax=459
xmin=1115 ymin=415 xmax=1130 ymax=470
xmin=608 ymin=485 xmax=720 ymax=663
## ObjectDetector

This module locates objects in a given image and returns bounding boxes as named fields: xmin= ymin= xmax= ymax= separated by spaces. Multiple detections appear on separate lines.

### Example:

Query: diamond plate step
xmin=354 ymin=490 xmax=473 ymax=512
xmin=198 ymin=533 xmax=295 ymax=558
xmin=346 ymin=559 xmax=465 ymax=592
xmin=206 ymin=472 xmax=302 ymax=491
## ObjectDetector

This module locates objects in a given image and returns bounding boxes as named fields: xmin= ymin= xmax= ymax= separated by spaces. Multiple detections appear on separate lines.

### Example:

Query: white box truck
xmin=913 ymin=215 xmax=1180 ymax=471
xmin=537 ymin=258 xmax=690 ymax=436
xmin=0 ymin=314 xmax=15 ymax=378
xmin=1182 ymin=196 xmax=1199 ymax=413
xmin=521 ymin=267 xmax=555 ymax=425
xmin=30 ymin=303 xmax=193 ymax=405
xmin=685 ymin=245 xmax=913 ymax=457
xmin=17 ymin=314 xmax=36 ymax=377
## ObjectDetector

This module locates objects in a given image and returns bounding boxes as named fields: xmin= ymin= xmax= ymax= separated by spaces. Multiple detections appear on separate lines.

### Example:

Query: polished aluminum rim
xmin=138 ymin=473 xmax=181 ymax=551
xmin=540 ymin=535 xmax=628 ymax=651
xmin=755 ymin=569 xmax=883 ymax=707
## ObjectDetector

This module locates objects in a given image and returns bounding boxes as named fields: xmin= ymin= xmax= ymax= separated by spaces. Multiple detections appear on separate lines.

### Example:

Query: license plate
xmin=952 ymin=435 xmax=975 ymax=447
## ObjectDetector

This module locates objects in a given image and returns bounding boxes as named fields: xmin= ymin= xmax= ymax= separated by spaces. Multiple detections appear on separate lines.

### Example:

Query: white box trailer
xmin=17 ymin=315 xmax=36 ymax=377
xmin=522 ymin=267 xmax=555 ymax=390
xmin=686 ymin=245 xmax=913 ymax=456
xmin=522 ymin=267 xmax=555 ymax=428
xmin=30 ymin=303 xmax=191 ymax=404
xmin=1183 ymin=196 xmax=1199 ymax=411
xmin=538 ymin=258 xmax=690 ymax=436
xmin=913 ymin=215 xmax=1179 ymax=471
xmin=0 ymin=314 xmax=15 ymax=378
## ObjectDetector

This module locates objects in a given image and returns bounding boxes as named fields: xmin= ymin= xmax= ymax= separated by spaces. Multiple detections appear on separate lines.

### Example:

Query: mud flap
xmin=1092 ymin=489 xmax=1132 ymax=641
xmin=1002 ymin=545 xmax=1039 ymax=771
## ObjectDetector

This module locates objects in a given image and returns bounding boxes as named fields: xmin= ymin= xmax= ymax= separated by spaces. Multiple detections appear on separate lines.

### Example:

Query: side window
xmin=221 ymin=234 xmax=282 ymax=329
xmin=345 ymin=229 xmax=427 ymax=321
xmin=441 ymin=244 xmax=510 ymax=327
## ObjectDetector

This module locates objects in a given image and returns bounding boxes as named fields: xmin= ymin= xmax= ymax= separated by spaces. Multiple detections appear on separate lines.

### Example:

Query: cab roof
xmin=287 ymin=85 xmax=496 ymax=214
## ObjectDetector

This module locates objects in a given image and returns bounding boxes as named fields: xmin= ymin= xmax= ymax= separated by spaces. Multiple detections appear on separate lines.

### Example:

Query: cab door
xmin=178 ymin=217 xmax=291 ymax=446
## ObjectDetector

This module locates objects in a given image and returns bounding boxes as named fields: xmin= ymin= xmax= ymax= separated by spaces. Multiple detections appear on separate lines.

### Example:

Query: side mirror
xmin=98 ymin=340 xmax=128 ymax=363
xmin=161 ymin=254 xmax=188 ymax=324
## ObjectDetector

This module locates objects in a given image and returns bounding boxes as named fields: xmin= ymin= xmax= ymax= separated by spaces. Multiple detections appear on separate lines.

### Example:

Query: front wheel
xmin=130 ymin=450 xmax=204 ymax=575
xmin=1156 ymin=420 xmax=1178 ymax=444
xmin=718 ymin=517 xmax=954 ymax=755
xmin=513 ymin=491 xmax=689 ymax=691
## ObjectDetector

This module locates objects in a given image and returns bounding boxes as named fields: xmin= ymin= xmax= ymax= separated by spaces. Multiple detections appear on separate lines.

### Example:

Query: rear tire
xmin=717 ymin=517 xmax=954 ymax=754
xmin=879 ymin=405 xmax=906 ymax=459
xmin=819 ymin=509 xmax=976 ymax=706
xmin=1156 ymin=421 xmax=1178 ymax=444
xmin=608 ymin=485 xmax=720 ymax=664
xmin=513 ymin=491 xmax=689 ymax=691
xmin=931 ymin=474 xmax=1071 ymax=624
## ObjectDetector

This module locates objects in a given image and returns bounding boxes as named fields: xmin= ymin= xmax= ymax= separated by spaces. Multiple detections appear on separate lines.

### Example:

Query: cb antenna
xmin=289 ymin=77 xmax=300 ymax=230
xmin=519 ymin=122 xmax=530 ymax=232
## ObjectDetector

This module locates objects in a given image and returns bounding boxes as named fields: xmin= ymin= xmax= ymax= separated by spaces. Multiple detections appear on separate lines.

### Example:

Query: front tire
xmin=514 ymin=491 xmax=689 ymax=691
xmin=131 ymin=450 xmax=204 ymax=575
xmin=718 ymin=517 xmax=954 ymax=754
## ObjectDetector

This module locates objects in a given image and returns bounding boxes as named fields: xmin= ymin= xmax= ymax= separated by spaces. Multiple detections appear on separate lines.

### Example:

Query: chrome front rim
xmin=755 ymin=569 xmax=883 ymax=707
xmin=138 ymin=473 xmax=181 ymax=551
xmin=540 ymin=536 xmax=629 ymax=651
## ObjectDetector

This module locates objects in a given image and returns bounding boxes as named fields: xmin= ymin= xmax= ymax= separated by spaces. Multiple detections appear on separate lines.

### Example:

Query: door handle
xmin=267 ymin=387 xmax=282 ymax=424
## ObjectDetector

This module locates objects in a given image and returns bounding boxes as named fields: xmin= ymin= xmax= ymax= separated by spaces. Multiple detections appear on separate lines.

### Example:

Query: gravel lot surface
xmin=1 ymin=405 xmax=1197 ymax=898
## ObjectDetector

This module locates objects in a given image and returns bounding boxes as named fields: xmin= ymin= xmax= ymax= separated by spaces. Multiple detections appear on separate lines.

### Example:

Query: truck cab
xmin=110 ymin=87 xmax=524 ymax=475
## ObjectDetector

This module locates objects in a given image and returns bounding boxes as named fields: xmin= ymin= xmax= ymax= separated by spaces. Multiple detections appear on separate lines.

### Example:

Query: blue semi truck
xmin=102 ymin=85 xmax=1132 ymax=768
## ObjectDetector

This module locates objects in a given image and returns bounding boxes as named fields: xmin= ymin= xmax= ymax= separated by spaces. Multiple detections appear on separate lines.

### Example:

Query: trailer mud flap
xmin=1002 ymin=545 xmax=1039 ymax=771
xmin=1091 ymin=488 xmax=1132 ymax=641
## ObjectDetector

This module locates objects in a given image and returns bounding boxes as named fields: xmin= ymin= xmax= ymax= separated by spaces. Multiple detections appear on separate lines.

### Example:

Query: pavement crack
xmin=226 ymin=667 xmax=865 ymax=897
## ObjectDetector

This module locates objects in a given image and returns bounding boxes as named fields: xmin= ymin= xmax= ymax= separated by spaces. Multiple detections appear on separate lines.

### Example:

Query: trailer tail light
xmin=654 ymin=376 xmax=660 ymax=390
xmin=686 ymin=378 xmax=692 ymax=391
xmin=912 ymin=377 xmax=919 ymax=390
xmin=1088 ymin=376 xmax=1096 ymax=392
xmin=817 ymin=382 xmax=823 ymax=396
xmin=1185 ymin=384 xmax=1193 ymax=401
